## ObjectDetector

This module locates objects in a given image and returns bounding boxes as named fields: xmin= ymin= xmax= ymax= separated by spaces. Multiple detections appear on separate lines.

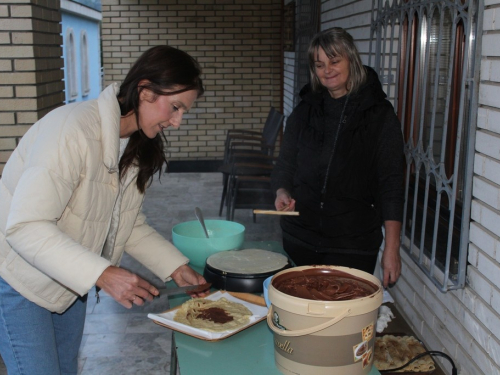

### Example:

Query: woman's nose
xmin=170 ymin=113 xmax=182 ymax=128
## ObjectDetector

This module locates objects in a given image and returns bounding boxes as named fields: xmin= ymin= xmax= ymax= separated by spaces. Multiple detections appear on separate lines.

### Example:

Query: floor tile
xmin=79 ymin=356 xmax=170 ymax=375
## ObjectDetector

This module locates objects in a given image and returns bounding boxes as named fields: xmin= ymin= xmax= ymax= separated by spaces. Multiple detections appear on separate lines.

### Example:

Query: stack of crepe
xmin=374 ymin=335 xmax=435 ymax=373
xmin=173 ymin=297 xmax=252 ymax=332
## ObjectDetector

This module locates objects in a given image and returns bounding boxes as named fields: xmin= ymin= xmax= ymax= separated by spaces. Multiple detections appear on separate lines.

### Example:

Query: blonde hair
xmin=308 ymin=27 xmax=366 ymax=94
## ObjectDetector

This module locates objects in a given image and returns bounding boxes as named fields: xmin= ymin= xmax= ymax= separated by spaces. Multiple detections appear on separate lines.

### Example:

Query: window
xmin=66 ymin=28 xmax=78 ymax=102
xmin=293 ymin=0 xmax=320 ymax=106
xmin=283 ymin=2 xmax=295 ymax=52
xmin=80 ymin=30 xmax=90 ymax=97
xmin=370 ymin=0 xmax=481 ymax=291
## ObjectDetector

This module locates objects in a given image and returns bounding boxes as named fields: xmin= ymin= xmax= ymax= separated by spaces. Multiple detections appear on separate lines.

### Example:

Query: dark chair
xmin=222 ymin=107 xmax=283 ymax=164
xmin=219 ymin=152 xmax=275 ymax=216
xmin=218 ymin=107 xmax=284 ymax=216
xmin=225 ymin=160 xmax=276 ymax=222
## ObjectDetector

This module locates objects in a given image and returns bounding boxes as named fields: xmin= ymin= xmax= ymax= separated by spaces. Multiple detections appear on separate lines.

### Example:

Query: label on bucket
xmin=273 ymin=333 xmax=374 ymax=368
xmin=272 ymin=321 xmax=376 ymax=368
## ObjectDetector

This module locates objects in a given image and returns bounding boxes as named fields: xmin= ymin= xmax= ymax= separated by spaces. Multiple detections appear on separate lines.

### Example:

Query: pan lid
xmin=206 ymin=249 xmax=289 ymax=275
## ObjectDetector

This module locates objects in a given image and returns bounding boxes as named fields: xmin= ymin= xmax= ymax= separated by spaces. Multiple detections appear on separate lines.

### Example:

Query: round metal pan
xmin=202 ymin=249 xmax=291 ymax=293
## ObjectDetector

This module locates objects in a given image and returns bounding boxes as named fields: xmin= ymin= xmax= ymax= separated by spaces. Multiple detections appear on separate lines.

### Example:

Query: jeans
xmin=0 ymin=276 xmax=87 ymax=375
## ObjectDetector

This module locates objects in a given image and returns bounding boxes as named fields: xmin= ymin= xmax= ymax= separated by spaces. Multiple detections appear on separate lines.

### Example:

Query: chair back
xmin=261 ymin=107 xmax=284 ymax=152
xmin=227 ymin=161 xmax=276 ymax=221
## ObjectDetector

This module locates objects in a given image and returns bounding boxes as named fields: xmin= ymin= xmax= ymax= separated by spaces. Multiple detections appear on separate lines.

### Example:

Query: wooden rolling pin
xmin=253 ymin=209 xmax=299 ymax=216
xmin=228 ymin=292 xmax=267 ymax=307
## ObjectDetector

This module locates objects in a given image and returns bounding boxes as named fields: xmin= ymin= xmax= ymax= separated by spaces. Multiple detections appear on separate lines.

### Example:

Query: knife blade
xmin=156 ymin=283 xmax=212 ymax=297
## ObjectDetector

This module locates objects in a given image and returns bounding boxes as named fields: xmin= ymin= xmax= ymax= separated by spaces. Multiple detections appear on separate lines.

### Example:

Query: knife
xmin=155 ymin=283 xmax=212 ymax=297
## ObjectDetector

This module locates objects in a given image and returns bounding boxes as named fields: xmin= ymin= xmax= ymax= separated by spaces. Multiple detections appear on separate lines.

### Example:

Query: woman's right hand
xmin=275 ymin=188 xmax=296 ymax=211
xmin=96 ymin=266 xmax=158 ymax=308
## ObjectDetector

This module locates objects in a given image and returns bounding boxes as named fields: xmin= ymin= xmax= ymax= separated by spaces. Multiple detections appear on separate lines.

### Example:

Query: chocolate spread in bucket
xmin=273 ymin=268 xmax=378 ymax=301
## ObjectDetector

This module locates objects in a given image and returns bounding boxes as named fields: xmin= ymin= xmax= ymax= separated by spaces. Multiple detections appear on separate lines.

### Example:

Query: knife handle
xmin=253 ymin=210 xmax=299 ymax=216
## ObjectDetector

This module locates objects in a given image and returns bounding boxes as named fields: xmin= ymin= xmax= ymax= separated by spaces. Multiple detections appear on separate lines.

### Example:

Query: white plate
xmin=147 ymin=291 xmax=268 ymax=341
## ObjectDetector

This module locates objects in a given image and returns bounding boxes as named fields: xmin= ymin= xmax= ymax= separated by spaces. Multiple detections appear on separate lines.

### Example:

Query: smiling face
xmin=120 ymin=86 xmax=198 ymax=139
xmin=313 ymin=47 xmax=350 ymax=98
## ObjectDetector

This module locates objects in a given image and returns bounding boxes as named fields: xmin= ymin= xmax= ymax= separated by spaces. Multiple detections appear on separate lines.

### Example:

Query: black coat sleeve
xmin=374 ymin=106 xmax=405 ymax=223
xmin=271 ymin=103 xmax=308 ymax=195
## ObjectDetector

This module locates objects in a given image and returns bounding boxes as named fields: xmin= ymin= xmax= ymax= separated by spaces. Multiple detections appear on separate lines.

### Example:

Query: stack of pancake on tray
xmin=173 ymin=297 xmax=253 ymax=332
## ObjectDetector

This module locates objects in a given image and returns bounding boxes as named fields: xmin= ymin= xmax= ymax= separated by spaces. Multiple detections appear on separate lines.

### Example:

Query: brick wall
xmin=282 ymin=0 xmax=295 ymax=124
xmin=101 ymin=0 xmax=283 ymax=162
xmin=283 ymin=50 xmax=295 ymax=120
xmin=0 ymin=1 xmax=64 ymax=174
xmin=318 ymin=1 xmax=499 ymax=374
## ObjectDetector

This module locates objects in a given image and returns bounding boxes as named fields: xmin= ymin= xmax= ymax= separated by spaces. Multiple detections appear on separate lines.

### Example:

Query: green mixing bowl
xmin=172 ymin=220 xmax=245 ymax=267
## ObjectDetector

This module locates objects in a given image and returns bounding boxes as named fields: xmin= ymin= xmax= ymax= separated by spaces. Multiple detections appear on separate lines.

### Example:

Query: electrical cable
xmin=379 ymin=350 xmax=458 ymax=375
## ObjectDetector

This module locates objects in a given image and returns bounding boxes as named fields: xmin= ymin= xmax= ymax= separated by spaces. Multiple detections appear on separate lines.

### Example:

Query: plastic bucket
xmin=267 ymin=265 xmax=382 ymax=375
xmin=172 ymin=220 xmax=245 ymax=267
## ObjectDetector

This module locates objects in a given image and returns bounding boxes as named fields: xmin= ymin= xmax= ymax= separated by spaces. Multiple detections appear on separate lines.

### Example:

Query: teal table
xmin=168 ymin=241 xmax=381 ymax=375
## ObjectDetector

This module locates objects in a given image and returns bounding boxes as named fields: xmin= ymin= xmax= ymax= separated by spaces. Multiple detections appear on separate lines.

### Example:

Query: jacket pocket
xmin=4 ymin=251 xmax=68 ymax=304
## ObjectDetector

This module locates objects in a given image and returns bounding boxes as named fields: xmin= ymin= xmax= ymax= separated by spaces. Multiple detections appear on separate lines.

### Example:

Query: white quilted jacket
xmin=0 ymin=84 xmax=189 ymax=313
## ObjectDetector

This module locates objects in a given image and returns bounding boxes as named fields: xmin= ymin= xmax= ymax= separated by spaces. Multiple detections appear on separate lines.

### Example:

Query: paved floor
xmin=0 ymin=172 xmax=282 ymax=375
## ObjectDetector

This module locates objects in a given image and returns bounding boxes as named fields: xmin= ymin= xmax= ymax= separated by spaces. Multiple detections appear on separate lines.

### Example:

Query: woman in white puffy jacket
xmin=0 ymin=45 xmax=206 ymax=375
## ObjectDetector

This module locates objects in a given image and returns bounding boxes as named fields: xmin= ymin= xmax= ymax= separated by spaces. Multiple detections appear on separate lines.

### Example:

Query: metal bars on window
xmin=80 ymin=30 xmax=90 ymax=97
xmin=293 ymin=0 xmax=320 ymax=106
xmin=369 ymin=0 xmax=482 ymax=291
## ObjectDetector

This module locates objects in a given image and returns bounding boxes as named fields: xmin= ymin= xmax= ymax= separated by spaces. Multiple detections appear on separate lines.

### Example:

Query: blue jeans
xmin=0 ymin=276 xmax=87 ymax=375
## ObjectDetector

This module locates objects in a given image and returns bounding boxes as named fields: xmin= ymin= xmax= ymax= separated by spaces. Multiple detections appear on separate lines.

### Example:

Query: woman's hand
xmin=170 ymin=264 xmax=210 ymax=297
xmin=275 ymin=188 xmax=296 ymax=211
xmin=381 ymin=220 xmax=402 ymax=288
xmin=96 ymin=266 xmax=158 ymax=308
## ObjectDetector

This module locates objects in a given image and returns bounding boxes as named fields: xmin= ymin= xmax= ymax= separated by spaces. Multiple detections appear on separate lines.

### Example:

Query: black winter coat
xmin=271 ymin=66 xmax=405 ymax=254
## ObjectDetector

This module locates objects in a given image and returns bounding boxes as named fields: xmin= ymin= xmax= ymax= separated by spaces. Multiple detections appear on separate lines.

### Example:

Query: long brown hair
xmin=117 ymin=46 xmax=204 ymax=193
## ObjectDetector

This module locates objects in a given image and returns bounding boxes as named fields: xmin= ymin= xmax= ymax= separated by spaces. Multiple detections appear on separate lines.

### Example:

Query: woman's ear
xmin=138 ymin=79 xmax=154 ymax=102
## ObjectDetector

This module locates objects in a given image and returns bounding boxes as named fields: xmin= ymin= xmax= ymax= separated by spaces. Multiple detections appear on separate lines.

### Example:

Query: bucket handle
xmin=266 ymin=306 xmax=351 ymax=337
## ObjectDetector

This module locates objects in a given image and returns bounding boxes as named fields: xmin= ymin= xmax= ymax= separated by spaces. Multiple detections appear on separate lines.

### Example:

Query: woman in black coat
xmin=271 ymin=28 xmax=405 ymax=287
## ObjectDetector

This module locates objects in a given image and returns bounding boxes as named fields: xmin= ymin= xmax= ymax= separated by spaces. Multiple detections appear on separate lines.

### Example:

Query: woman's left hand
xmin=381 ymin=245 xmax=401 ymax=287
xmin=170 ymin=264 xmax=210 ymax=297
xmin=381 ymin=220 xmax=402 ymax=288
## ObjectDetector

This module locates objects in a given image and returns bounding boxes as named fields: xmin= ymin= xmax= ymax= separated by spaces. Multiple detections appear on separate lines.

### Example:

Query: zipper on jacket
xmin=95 ymin=167 xmax=141 ymax=303
xmin=94 ymin=172 xmax=121 ymax=304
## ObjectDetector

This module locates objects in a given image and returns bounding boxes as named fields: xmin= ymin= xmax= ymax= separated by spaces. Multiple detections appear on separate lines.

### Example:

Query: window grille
xmin=293 ymin=0 xmax=320 ymax=106
xmin=369 ymin=0 xmax=482 ymax=291
xmin=66 ymin=28 xmax=78 ymax=102
xmin=80 ymin=30 xmax=90 ymax=97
